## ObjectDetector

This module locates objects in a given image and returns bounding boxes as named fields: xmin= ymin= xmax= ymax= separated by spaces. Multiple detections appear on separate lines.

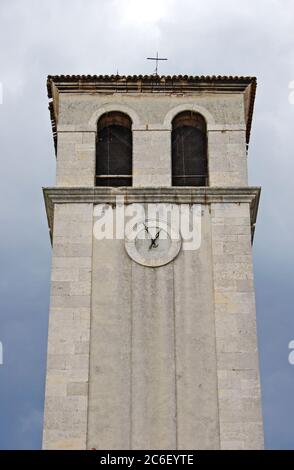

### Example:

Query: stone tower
xmin=43 ymin=74 xmax=264 ymax=450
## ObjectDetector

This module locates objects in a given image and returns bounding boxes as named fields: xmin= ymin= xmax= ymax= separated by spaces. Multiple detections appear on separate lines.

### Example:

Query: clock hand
xmin=144 ymin=223 xmax=155 ymax=249
xmin=143 ymin=223 xmax=152 ymax=239
xmin=154 ymin=229 xmax=161 ymax=240
xmin=148 ymin=228 xmax=162 ymax=249
xmin=149 ymin=238 xmax=159 ymax=250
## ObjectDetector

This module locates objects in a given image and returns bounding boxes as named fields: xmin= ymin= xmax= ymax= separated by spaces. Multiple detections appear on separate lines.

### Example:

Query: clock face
xmin=125 ymin=219 xmax=181 ymax=267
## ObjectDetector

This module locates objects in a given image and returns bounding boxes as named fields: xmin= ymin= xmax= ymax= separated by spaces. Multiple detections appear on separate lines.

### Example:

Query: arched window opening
xmin=96 ymin=112 xmax=132 ymax=186
xmin=172 ymin=111 xmax=208 ymax=186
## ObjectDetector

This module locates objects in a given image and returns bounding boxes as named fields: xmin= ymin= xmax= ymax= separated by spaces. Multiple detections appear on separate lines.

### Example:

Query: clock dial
xmin=125 ymin=219 xmax=181 ymax=267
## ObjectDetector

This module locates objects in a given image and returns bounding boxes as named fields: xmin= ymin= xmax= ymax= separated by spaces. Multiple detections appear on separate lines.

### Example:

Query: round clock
xmin=125 ymin=219 xmax=181 ymax=267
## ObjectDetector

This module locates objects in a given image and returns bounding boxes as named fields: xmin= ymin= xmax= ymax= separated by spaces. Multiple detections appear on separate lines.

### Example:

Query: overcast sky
xmin=0 ymin=0 xmax=294 ymax=449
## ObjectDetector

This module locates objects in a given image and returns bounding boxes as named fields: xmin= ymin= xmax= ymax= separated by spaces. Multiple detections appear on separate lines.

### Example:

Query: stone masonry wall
xmin=211 ymin=202 xmax=263 ymax=449
xmin=43 ymin=203 xmax=93 ymax=449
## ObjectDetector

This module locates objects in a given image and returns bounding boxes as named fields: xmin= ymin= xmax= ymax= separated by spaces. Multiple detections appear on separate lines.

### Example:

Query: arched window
xmin=172 ymin=111 xmax=208 ymax=186
xmin=96 ymin=112 xmax=132 ymax=186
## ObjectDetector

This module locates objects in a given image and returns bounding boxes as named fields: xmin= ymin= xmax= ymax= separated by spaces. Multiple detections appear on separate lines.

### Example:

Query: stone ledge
xmin=43 ymin=186 xmax=261 ymax=243
xmin=57 ymin=124 xmax=247 ymax=133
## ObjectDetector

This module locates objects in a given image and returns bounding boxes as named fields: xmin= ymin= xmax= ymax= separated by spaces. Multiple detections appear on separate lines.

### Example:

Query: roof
xmin=47 ymin=74 xmax=257 ymax=151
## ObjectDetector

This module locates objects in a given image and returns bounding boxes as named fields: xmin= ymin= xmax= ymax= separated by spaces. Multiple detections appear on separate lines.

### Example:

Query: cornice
xmin=43 ymin=186 xmax=260 ymax=243
xmin=47 ymin=75 xmax=256 ymax=98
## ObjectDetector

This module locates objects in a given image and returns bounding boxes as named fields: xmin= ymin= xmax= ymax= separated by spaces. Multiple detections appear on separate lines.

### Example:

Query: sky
xmin=0 ymin=0 xmax=294 ymax=450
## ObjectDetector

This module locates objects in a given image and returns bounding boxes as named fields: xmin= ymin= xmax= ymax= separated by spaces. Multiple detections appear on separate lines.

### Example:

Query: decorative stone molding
xmin=207 ymin=124 xmax=246 ymax=132
xmin=163 ymin=103 xmax=215 ymax=129
xmin=88 ymin=103 xmax=141 ymax=130
xmin=43 ymin=186 xmax=261 ymax=242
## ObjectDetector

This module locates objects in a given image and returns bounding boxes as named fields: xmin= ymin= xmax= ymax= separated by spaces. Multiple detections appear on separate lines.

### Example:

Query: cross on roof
xmin=147 ymin=52 xmax=168 ymax=75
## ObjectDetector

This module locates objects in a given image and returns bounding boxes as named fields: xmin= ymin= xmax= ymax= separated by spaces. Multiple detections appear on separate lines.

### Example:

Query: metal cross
xmin=147 ymin=52 xmax=168 ymax=75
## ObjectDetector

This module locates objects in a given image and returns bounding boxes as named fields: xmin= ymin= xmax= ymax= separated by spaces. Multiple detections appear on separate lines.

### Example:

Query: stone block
xmin=67 ymin=382 xmax=88 ymax=396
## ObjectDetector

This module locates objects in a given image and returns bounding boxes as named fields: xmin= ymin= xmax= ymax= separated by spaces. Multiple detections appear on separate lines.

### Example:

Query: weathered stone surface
xmin=211 ymin=202 xmax=264 ymax=449
xmin=131 ymin=262 xmax=176 ymax=449
xmin=133 ymin=130 xmax=171 ymax=186
xmin=42 ymin=203 xmax=93 ymax=450
xmin=87 ymin=236 xmax=132 ymax=450
xmin=174 ymin=207 xmax=219 ymax=450
xmin=56 ymin=132 xmax=95 ymax=186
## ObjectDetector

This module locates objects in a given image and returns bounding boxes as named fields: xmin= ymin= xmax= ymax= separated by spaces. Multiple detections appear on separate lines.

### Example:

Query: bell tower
xmin=43 ymin=74 xmax=264 ymax=450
